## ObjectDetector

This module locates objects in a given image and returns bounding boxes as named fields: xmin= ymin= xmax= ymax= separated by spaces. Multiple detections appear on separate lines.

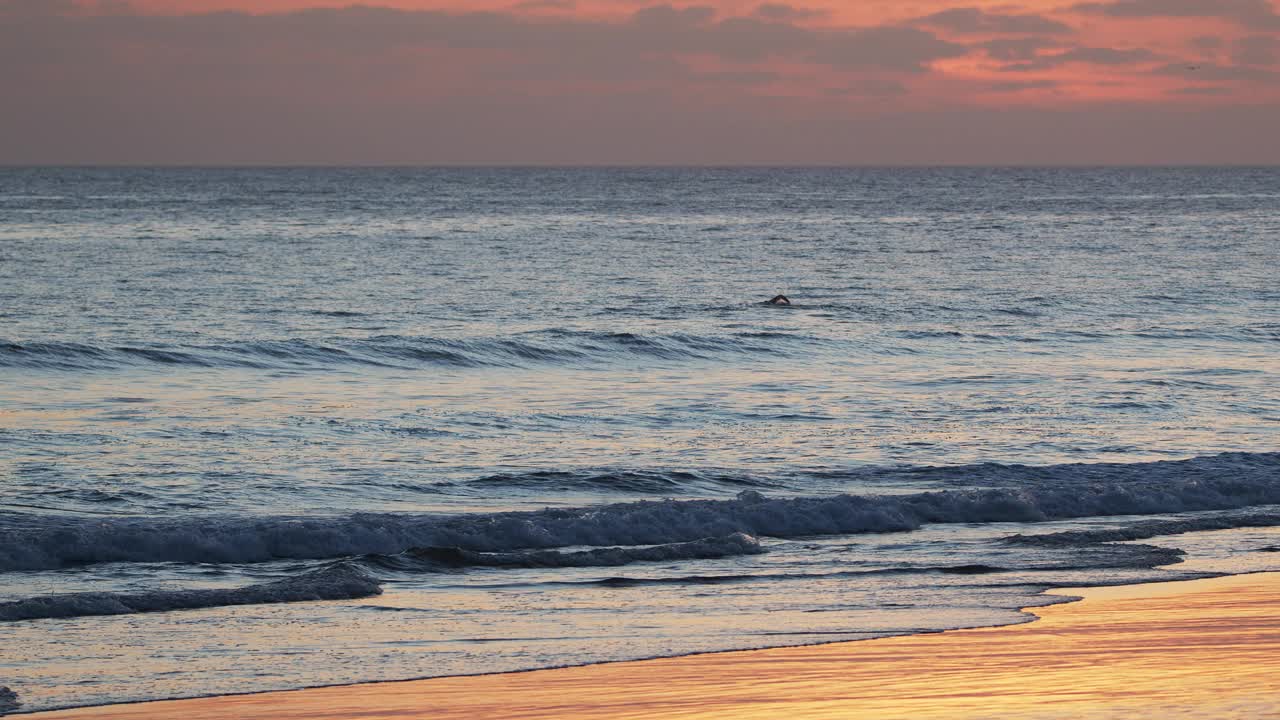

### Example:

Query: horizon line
xmin=4 ymin=163 xmax=1280 ymax=170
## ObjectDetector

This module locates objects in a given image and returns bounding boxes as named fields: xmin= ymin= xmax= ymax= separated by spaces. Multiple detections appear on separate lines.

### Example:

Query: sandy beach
xmin=27 ymin=571 xmax=1278 ymax=720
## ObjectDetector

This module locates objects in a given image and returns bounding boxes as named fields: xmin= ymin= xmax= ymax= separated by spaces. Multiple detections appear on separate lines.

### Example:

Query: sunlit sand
xmin=30 ymin=572 xmax=1278 ymax=720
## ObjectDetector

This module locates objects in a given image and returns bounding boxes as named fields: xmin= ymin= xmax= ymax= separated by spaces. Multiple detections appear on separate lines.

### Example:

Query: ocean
xmin=1 ymin=166 xmax=1278 ymax=713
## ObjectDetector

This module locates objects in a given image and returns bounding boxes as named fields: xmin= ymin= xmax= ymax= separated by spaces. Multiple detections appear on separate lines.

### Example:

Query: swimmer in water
xmin=767 ymin=294 xmax=791 ymax=305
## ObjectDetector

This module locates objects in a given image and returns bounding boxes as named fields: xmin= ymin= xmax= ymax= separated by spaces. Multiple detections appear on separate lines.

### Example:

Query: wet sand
xmin=29 ymin=572 xmax=1279 ymax=720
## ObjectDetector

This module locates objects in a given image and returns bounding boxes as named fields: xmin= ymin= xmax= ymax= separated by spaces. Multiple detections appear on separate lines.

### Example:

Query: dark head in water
xmin=767 ymin=295 xmax=791 ymax=305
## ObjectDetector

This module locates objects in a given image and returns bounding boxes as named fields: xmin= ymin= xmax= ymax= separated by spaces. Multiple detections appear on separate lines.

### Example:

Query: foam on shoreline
xmin=20 ymin=572 xmax=1280 ymax=720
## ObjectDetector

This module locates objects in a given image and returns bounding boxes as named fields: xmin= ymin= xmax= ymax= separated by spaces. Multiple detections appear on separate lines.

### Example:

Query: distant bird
xmin=1186 ymin=65 xmax=1201 ymax=70
xmin=767 ymin=294 xmax=791 ymax=305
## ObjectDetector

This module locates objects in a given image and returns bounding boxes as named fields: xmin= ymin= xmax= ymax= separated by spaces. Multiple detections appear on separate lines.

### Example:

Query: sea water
xmin=1 ymin=167 xmax=1278 ymax=712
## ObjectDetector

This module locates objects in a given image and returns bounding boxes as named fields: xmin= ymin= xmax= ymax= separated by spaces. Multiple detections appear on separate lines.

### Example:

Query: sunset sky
xmin=3 ymin=0 xmax=1279 ymax=164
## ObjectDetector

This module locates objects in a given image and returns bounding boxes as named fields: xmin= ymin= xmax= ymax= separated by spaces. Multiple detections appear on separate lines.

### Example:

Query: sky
xmin=2 ymin=0 xmax=1279 ymax=164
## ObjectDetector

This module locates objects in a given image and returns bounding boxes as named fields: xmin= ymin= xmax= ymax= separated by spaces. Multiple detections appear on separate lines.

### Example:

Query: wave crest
xmin=0 ymin=330 xmax=808 ymax=371
xmin=0 ymin=563 xmax=380 ymax=623
xmin=4 ymin=453 xmax=1277 ymax=572
xmin=0 ymin=535 xmax=763 ymax=622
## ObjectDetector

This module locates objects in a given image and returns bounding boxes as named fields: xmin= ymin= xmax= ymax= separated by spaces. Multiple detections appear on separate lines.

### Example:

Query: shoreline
xmin=23 ymin=570 xmax=1279 ymax=719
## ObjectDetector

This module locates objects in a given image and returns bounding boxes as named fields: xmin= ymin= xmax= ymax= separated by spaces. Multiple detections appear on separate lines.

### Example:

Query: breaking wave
xmin=3 ymin=453 xmax=1277 ymax=572
xmin=0 ymin=535 xmax=764 ymax=622
xmin=0 ymin=528 xmax=1191 ymax=622
xmin=0 ymin=563 xmax=381 ymax=622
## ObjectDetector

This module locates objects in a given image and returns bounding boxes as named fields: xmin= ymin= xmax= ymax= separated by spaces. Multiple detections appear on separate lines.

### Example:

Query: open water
xmin=1 ymin=167 xmax=1278 ymax=712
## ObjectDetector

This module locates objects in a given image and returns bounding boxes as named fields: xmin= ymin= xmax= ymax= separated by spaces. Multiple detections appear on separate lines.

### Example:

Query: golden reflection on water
xmin=33 ymin=573 xmax=1280 ymax=720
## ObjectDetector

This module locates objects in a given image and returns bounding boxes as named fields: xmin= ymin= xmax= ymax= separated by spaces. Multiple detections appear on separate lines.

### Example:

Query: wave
xmin=451 ymin=469 xmax=781 ymax=495
xmin=0 ymin=563 xmax=380 ymax=622
xmin=364 ymin=532 xmax=763 ymax=572
xmin=0 ymin=687 xmax=16 ymax=714
xmin=507 ymin=547 xmax=1187 ymax=590
xmin=898 ymin=451 xmax=1280 ymax=489
xmin=1004 ymin=511 xmax=1280 ymax=547
xmin=3 ymin=453 xmax=1277 ymax=572
xmin=0 ymin=529 xmax=1189 ymax=622
xmin=7 ymin=322 xmax=1273 ymax=373
xmin=0 ymin=330 xmax=812 ymax=372
xmin=0 ymin=536 xmax=762 ymax=622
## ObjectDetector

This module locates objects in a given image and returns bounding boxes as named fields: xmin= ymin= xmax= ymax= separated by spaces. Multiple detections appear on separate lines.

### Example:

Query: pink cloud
xmin=1 ymin=0 xmax=1278 ymax=163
